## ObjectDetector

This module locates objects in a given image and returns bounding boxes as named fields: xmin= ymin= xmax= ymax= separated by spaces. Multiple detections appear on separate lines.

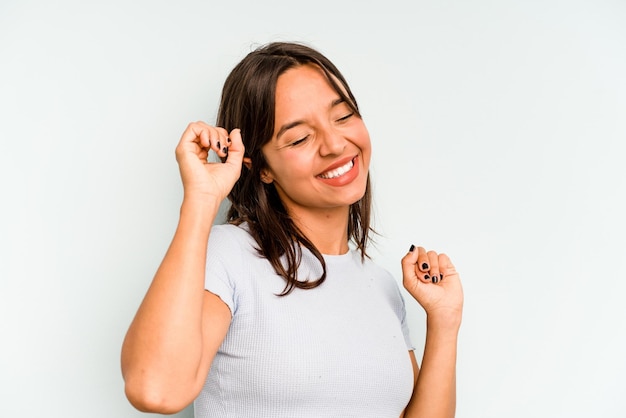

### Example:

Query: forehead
xmin=274 ymin=64 xmax=342 ymax=109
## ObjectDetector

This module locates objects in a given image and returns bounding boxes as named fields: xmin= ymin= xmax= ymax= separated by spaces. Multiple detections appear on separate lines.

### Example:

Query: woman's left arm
xmin=400 ymin=246 xmax=464 ymax=418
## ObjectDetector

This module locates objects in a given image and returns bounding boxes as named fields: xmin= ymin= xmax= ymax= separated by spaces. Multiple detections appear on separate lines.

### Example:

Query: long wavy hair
xmin=217 ymin=42 xmax=373 ymax=295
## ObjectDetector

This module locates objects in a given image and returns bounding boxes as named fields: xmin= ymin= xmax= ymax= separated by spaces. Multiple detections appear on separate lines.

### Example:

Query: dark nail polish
xmin=440 ymin=273 xmax=444 ymax=280
xmin=422 ymin=263 xmax=429 ymax=270
xmin=217 ymin=141 xmax=221 ymax=149
xmin=222 ymin=147 xmax=228 ymax=154
xmin=227 ymin=137 xmax=232 ymax=143
xmin=409 ymin=244 xmax=415 ymax=252
xmin=432 ymin=276 xmax=439 ymax=284
xmin=424 ymin=274 xmax=430 ymax=281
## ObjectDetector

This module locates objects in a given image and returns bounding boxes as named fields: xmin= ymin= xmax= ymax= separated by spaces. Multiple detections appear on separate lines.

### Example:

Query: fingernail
xmin=432 ymin=276 xmax=439 ymax=284
xmin=424 ymin=274 xmax=430 ymax=281
xmin=409 ymin=244 xmax=415 ymax=252
xmin=227 ymin=137 xmax=232 ymax=143
xmin=217 ymin=141 xmax=221 ymax=149
xmin=440 ymin=273 xmax=444 ymax=280
xmin=222 ymin=147 xmax=228 ymax=154
xmin=421 ymin=263 xmax=429 ymax=270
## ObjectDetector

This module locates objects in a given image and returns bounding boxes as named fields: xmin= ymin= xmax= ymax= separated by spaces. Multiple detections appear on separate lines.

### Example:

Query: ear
xmin=260 ymin=168 xmax=274 ymax=184
xmin=244 ymin=157 xmax=274 ymax=184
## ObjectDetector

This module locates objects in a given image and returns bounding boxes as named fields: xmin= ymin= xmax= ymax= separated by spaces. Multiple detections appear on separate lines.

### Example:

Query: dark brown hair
xmin=217 ymin=42 xmax=373 ymax=295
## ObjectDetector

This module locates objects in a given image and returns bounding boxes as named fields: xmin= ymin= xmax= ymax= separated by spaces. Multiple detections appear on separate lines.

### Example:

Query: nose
xmin=318 ymin=128 xmax=346 ymax=156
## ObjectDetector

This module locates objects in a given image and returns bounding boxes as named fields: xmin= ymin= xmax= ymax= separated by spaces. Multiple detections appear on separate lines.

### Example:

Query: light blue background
xmin=1 ymin=0 xmax=625 ymax=417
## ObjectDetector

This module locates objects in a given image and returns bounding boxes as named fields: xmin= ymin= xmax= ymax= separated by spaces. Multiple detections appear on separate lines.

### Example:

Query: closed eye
xmin=336 ymin=112 xmax=354 ymax=122
xmin=290 ymin=136 xmax=309 ymax=147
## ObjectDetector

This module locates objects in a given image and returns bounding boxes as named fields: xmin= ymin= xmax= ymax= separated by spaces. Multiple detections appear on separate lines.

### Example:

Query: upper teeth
xmin=319 ymin=160 xmax=354 ymax=179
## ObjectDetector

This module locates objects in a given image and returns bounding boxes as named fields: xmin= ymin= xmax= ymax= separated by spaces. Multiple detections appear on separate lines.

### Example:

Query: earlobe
xmin=260 ymin=169 xmax=274 ymax=184
xmin=243 ymin=157 xmax=274 ymax=183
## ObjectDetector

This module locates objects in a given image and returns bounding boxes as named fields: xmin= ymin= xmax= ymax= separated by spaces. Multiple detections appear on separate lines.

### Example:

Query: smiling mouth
xmin=318 ymin=158 xmax=355 ymax=179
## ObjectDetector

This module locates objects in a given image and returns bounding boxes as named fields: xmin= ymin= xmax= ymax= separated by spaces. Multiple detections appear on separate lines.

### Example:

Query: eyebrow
xmin=275 ymin=98 xmax=346 ymax=140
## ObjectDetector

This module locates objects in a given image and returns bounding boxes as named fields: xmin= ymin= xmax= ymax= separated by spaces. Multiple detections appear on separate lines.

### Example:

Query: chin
xmin=346 ymin=185 xmax=368 ymax=206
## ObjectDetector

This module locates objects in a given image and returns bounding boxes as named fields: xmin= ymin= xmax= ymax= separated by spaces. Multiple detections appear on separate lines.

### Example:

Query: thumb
xmin=400 ymin=245 xmax=423 ymax=296
xmin=224 ymin=128 xmax=245 ymax=168
xmin=401 ymin=245 xmax=424 ymax=299
xmin=400 ymin=244 xmax=419 ymax=277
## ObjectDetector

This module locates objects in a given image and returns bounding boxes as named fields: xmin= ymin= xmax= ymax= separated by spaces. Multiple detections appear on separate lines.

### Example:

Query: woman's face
xmin=260 ymin=64 xmax=371 ymax=220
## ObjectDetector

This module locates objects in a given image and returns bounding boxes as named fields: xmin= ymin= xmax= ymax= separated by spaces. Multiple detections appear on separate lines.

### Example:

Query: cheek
xmin=359 ymin=131 xmax=372 ymax=165
xmin=266 ymin=151 xmax=312 ymax=183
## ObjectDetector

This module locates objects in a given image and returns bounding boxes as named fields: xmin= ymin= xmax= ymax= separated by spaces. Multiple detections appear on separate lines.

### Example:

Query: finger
xmin=401 ymin=244 xmax=419 ymax=272
xmin=416 ymin=246 xmax=429 ymax=272
xmin=212 ymin=127 xmax=229 ymax=158
xmin=427 ymin=250 xmax=441 ymax=284
xmin=401 ymin=245 xmax=421 ymax=292
xmin=176 ymin=122 xmax=210 ymax=163
xmin=414 ymin=246 xmax=432 ymax=282
xmin=186 ymin=123 xmax=225 ymax=151
xmin=197 ymin=125 xmax=211 ymax=148
xmin=401 ymin=245 xmax=431 ymax=283
xmin=438 ymin=253 xmax=458 ymax=280
xmin=184 ymin=122 xmax=211 ymax=144
xmin=223 ymin=128 xmax=245 ymax=168
xmin=197 ymin=148 xmax=209 ymax=161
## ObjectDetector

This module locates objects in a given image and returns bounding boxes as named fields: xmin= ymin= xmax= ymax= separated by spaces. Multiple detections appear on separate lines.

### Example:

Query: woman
xmin=121 ymin=42 xmax=463 ymax=418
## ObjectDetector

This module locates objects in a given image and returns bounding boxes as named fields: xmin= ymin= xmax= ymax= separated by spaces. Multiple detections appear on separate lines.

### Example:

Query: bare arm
xmin=121 ymin=124 xmax=244 ymax=413
xmin=401 ymin=247 xmax=464 ymax=418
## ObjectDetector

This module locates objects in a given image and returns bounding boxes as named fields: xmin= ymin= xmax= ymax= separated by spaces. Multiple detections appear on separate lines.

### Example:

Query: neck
xmin=291 ymin=206 xmax=350 ymax=255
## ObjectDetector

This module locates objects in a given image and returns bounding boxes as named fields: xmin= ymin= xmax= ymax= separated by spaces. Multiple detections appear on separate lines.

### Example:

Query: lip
xmin=316 ymin=156 xmax=359 ymax=187
xmin=317 ymin=155 xmax=358 ymax=177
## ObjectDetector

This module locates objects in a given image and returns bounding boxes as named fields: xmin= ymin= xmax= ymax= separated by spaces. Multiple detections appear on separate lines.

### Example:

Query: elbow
xmin=124 ymin=376 xmax=192 ymax=414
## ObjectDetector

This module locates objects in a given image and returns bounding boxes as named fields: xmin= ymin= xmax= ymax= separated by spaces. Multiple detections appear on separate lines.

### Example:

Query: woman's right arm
xmin=120 ymin=123 xmax=244 ymax=413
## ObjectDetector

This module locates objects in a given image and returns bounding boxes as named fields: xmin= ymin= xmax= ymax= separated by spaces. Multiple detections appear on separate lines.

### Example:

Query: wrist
xmin=178 ymin=195 xmax=221 ymax=233
xmin=426 ymin=309 xmax=462 ymax=334
xmin=181 ymin=192 xmax=222 ymax=213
